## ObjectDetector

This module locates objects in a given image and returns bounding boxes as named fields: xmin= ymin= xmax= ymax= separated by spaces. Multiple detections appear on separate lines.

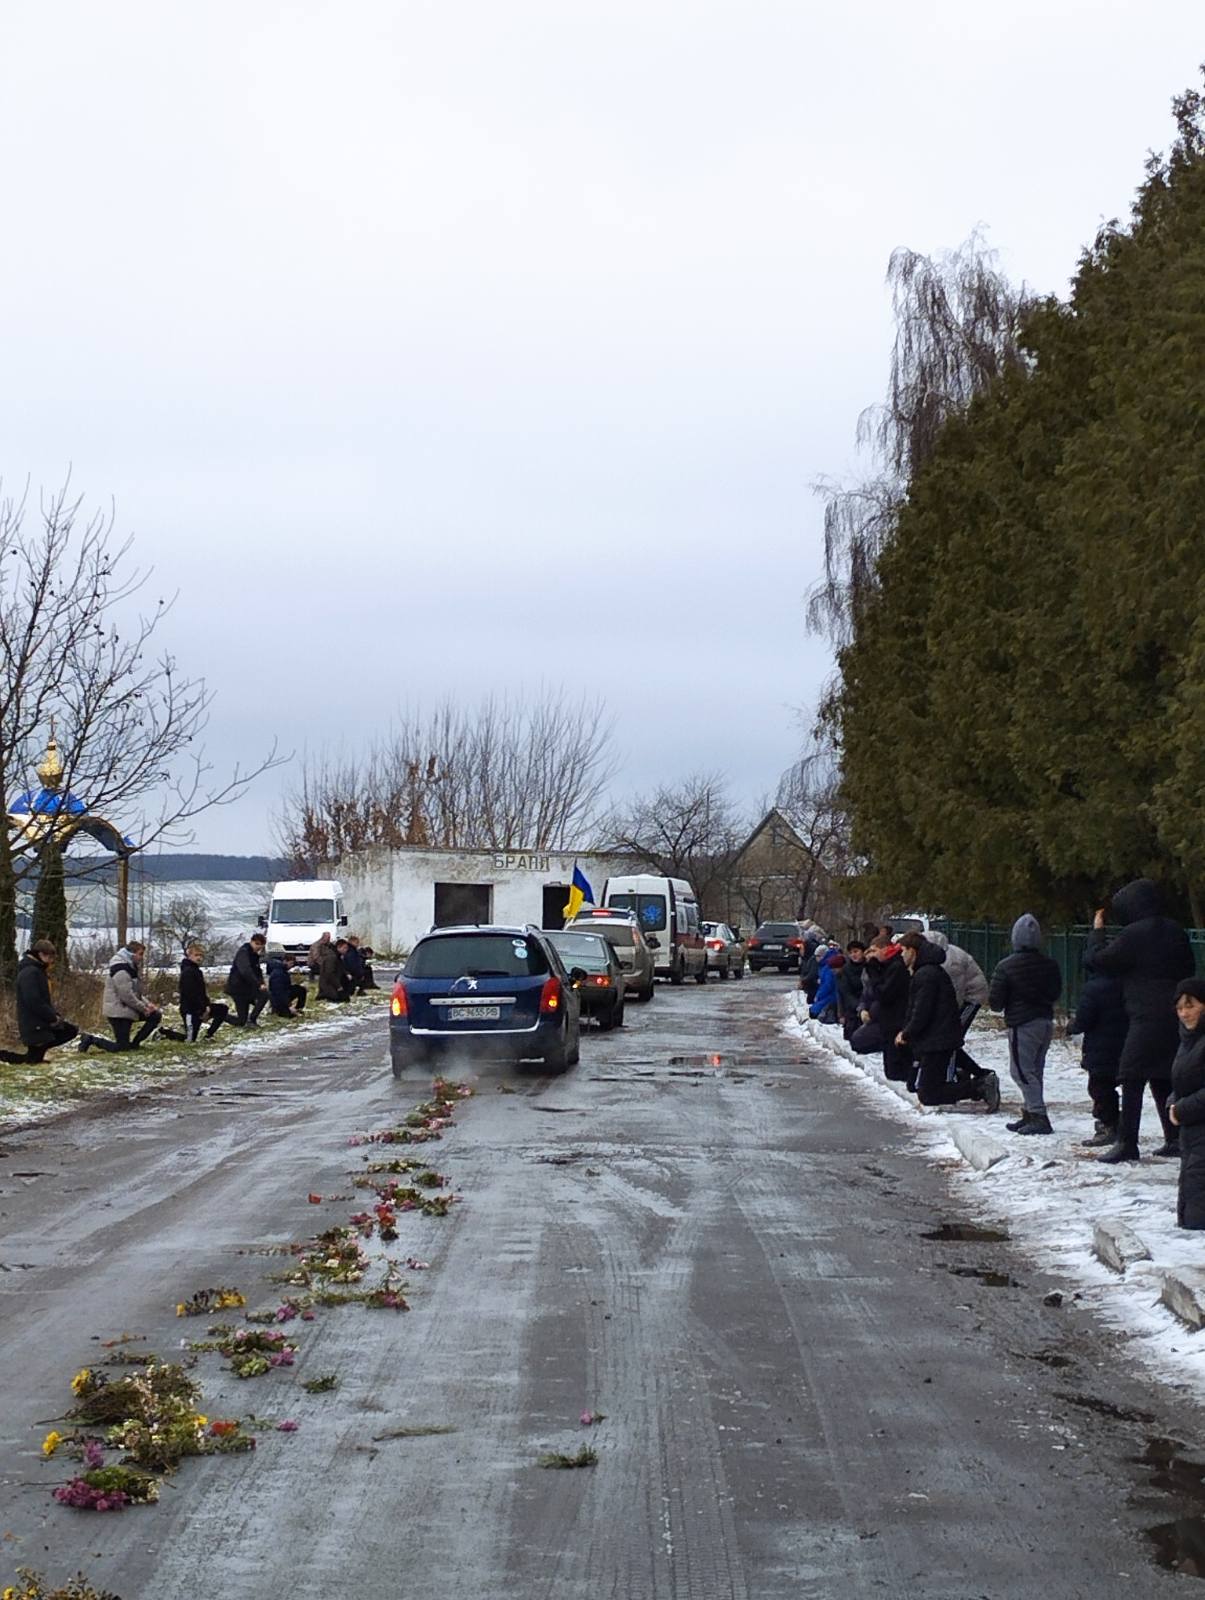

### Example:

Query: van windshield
xmin=607 ymin=894 xmax=667 ymax=932
xmin=270 ymin=899 xmax=336 ymax=925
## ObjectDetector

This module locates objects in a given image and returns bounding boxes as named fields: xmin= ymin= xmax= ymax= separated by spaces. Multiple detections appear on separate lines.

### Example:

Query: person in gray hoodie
xmin=988 ymin=914 xmax=1062 ymax=1135
xmin=80 ymin=940 xmax=163 ymax=1053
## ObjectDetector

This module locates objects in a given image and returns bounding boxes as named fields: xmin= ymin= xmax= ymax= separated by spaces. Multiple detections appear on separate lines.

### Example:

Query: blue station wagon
xmin=390 ymin=925 xmax=582 ymax=1076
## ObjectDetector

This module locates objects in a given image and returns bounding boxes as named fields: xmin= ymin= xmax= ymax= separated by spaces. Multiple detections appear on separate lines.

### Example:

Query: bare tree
xmin=277 ymin=691 xmax=617 ymax=870
xmin=606 ymin=774 xmax=742 ymax=912
xmin=807 ymin=234 xmax=1029 ymax=646
xmin=0 ymin=480 xmax=287 ymax=982
xmin=150 ymin=895 xmax=216 ymax=966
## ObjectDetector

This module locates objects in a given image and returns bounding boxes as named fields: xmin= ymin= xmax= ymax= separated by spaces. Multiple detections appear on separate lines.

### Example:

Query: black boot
xmin=1153 ymin=1139 xmax=1181 ymax=1158
xmin=1081 ymin=1119 xmax=1117 ymax=1148
xmin=1097 ymin=1142 xmax=1140 ymax=1164
xmin=1016 ymin=1112 xmax=1053 ymax=1135
xmin=1006 ymin=1111 xmax=1032 ymax=1133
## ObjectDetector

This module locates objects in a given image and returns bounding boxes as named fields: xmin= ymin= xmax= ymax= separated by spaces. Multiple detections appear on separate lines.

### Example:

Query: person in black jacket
xmin=864 ymin=940 xmax=913 ymax=1085
xmin=0 ymin=940 xmax=80 ymax=1064
xmin=836 ymin=942 xmax=867 ymax=1040
xmin=341 ymin=937 xmax=368 ymax=996
xmin=166 ymin=944 xmax=231 ymax=1042
xmin=1066 ymin=948 xmax=1127 ymax=1147
xmin=267 ymin=951 xmax=306 ymax=1018
xmin=1088 ymin=878 xmax=1195 ymax=1163
xmin=226 ymin=933 xmax=269 ymax=1027
xmin=1169 ymin=979 xmax=1205 ymax=1229
xmin=989 ymin=913 xmax=1062 ymax=1135
xmin=897 ymin=934 xmax=993 ymax=1108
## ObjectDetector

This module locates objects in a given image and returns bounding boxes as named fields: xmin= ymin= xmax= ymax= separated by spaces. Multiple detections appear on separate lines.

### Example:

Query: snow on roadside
xmin=0 ymin=999 xmax=387 ymax=1134
xmin=783 ymin=995 xmax=1205 ymax=1403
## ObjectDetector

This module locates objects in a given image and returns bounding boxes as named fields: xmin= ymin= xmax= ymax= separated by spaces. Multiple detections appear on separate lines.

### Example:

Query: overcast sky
xmin=0 ymin=2 xmax=1198 ymax=853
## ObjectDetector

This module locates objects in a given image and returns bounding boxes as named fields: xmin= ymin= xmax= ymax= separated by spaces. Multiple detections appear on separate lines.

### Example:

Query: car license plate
xmin=449 ymin=1005 xmax=500 ymax=1021
xmin=764 ymin=943 xmax=782 ymax=951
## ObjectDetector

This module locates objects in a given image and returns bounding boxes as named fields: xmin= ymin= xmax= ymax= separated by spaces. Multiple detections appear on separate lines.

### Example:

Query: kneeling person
xmin=0 ymin=940 xmax=80 ymax=1063
xmin=267 ymin=951 xmax=306 ymax=1018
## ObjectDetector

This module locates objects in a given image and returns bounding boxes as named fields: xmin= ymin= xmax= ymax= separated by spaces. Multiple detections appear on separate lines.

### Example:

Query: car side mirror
xmin=569 ymin=966 xmax=587 ymax=986
xmin=646 ymin=936 xmax=660 ymax=950
xmin=339 ymin=914 xmax=349 ymax=927
xmin=257 ymin=915 xmax=268 ymax=929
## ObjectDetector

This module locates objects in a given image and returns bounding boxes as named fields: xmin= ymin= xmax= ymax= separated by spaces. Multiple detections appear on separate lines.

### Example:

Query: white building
xmin=334 ymin=844 xmax=638 ymax=955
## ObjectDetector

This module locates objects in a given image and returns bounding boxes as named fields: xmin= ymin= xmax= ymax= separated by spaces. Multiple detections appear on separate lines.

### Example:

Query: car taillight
xmin=589 ymin=974 xmax=612 ymax=987
xmin=706 ymin=939 xmax=724 ymax=950
xmin=748 ymin=937 xmax=760 ymax=948
xmin=540 ymin=977 xmax=563 ymax=1014
xmin=390 ymin=983 xmax=408 ymax=1018
xmin=787 ymin=938 xmax=803 ymax=949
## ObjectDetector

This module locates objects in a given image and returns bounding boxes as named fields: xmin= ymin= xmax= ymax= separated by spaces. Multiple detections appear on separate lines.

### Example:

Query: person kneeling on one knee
xmin=896 ymin=932 xmax=997 ymax=1111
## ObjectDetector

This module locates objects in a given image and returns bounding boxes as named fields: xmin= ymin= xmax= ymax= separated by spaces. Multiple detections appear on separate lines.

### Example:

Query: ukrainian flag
xmin=563 ymin=863 xmax=596 ymax=921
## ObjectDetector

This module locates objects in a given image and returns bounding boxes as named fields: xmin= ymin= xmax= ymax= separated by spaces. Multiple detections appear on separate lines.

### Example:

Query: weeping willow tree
xmin=807 ymin=235 xmax=1030 ymax=648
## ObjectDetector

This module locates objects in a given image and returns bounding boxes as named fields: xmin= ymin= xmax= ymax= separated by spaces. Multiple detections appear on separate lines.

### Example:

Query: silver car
xmin=564 ymin=910 xmax=656 ymax=1001
xmin=702 ymin=922 xmax=746 ymax=979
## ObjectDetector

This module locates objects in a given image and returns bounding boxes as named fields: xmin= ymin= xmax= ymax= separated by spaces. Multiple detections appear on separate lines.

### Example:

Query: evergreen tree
xmin=31 ymin=833 xmax=68 ymax=965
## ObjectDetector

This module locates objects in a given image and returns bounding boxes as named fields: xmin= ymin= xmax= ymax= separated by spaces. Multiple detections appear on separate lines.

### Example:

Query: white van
xmin=601 ymin=874 xmax=707 ymax=985
xmin=261 ymin=879 xmax=348 ymax=957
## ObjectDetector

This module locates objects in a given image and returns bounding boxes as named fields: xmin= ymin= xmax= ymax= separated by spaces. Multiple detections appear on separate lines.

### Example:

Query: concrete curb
xmin=790 ymin=1000 xmax=1011 ymax=1171
xmin=1160 ymin=1268 xmax=1205 ymax=1330
xmin=1092 ymin=1218 xmax=1153 ymax=1275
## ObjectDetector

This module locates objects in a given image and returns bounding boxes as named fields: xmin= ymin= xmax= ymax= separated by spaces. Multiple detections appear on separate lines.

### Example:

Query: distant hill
xmin=66 ymin=854 xmax=288 ymax=883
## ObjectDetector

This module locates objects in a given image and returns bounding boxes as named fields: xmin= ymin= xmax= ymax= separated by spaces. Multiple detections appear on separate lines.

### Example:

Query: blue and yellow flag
xmin=563 ymin=863 xmax=596 ymax=921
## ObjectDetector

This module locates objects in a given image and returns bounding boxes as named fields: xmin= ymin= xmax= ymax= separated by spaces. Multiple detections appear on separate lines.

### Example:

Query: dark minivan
xmin=390 ymin=925 xmax=581 ymax=1076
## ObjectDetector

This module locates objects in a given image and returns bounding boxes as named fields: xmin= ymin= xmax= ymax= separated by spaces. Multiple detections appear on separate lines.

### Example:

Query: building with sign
xmin=334 ymin=844 xmax=639 ymax=955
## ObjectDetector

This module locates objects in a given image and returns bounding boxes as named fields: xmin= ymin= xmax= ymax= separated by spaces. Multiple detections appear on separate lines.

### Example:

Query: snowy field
xmin=784 ymin=995 xmax=1205 ymax=1406
xmin=64 ymin=878 xmax=273 ymax=947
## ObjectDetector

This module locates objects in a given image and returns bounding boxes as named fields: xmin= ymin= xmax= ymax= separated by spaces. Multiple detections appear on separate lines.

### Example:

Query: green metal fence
xmin=934 ymin=921 xmax=1205 ymax=1012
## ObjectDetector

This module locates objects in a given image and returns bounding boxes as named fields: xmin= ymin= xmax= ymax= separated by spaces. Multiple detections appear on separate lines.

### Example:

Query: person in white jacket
xmin=80 ymin=941 xmax=163 ymax=1053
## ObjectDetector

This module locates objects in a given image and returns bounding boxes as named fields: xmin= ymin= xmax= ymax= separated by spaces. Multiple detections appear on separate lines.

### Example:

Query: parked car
xmin=545 ymin=930 xmax=626 ymax=1030
xmin=389 ymin=924 xmax=581 ymax=1075
xmin=702 ymin=922 xmax=746 ymax=980
xmin=601 ymin=873 xmax=707 ymax=985
xmin=564 ymin=909 xmax=656 ymax=1001
xmin=747 ymin=921 xmax=806 ymax=973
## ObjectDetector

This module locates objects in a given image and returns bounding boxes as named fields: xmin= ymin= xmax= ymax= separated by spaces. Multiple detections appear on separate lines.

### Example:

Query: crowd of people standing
xmin=801 ymin=876 xmax=1205 ymax=1232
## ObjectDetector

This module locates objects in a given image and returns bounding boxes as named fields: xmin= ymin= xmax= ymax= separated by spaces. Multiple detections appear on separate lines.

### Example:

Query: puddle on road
xmin=1137 ymin=1439 xmax=1205 ymax=1579
xmin=1028 ymin=1350 xmax=1075 ymax=1370
xmin=0 ymin=1261 xmax=37 ymax=1271
xmin=1059 ymin=1392 xmax=1156 ymax=1426
xmin=922 ymin=1222 xmax=1010 ymax=1243
xmin=946 ymin=1265 xmax=1019 ymax=1288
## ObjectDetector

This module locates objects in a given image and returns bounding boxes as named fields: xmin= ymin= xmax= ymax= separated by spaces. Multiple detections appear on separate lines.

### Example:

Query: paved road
xmin=0 ymin=978 xmax=1201 ymax=1597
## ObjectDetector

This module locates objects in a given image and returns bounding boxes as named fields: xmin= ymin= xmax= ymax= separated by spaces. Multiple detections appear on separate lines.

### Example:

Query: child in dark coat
xmin=1066 ymin=949 xmax=1128 ymax=1148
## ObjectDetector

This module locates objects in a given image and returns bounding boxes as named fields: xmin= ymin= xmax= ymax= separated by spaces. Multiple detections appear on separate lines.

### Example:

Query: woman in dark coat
xmin=1089 ymin=877 xmax=1195 ymax=1162
xmin=1169 ymin=978 xmax=1205 ymax=1229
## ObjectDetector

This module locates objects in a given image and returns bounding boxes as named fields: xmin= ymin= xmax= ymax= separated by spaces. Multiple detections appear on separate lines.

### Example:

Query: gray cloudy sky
xmin=0 ymin=2 xmax=1198 ymax=853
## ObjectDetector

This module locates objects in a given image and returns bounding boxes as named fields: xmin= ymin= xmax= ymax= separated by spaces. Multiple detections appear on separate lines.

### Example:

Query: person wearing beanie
xmin=1088 ymin=878 xmax=1195 ymax=1163
xmin=988 ymin=913 xmax=1062 ymax=1134
xmin=1168 ymin=977 xmax=1205 ymax=1228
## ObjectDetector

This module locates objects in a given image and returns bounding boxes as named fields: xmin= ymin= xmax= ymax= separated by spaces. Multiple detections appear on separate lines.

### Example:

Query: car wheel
xmin=779 ymin=964 xmax=790 ymax=974
xmin=568 ymin=1023 xmax=581 ymax=1067
xmin=670 ymin=959 xmax=684 ymax=986
xmin=597 ymin=1005 xmax=614 ymax=1032
xmin=733 ymin=961 xmax=744 ymax=980
xmin=637 ymin=980 xmax=655 ymax=1002
xmin=695 ymin=961 xmax=708 ymax=985
xmin=543 ymin=1025 xmax=569 ymax=1073
xmin=614 ymin=1000 xmax=625 ymax=1027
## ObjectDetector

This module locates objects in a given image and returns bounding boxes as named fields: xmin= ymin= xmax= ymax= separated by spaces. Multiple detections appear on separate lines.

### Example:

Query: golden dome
xmin=36 ymin=735 xmax=64 ymax=790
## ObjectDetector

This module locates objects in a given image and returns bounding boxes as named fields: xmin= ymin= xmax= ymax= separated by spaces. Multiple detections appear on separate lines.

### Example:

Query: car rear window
xmin=548 ymin=934 xmax=611 ymax=971
xmin=607 ymin=893 xmax=667 ymax=931
xmin=406 ymin=934 xmax=550 ymax=979
xmin=569 ymin=921 xmax=635 ymax=948
xmin=757 ymin=924 xmax=799 ymax=937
